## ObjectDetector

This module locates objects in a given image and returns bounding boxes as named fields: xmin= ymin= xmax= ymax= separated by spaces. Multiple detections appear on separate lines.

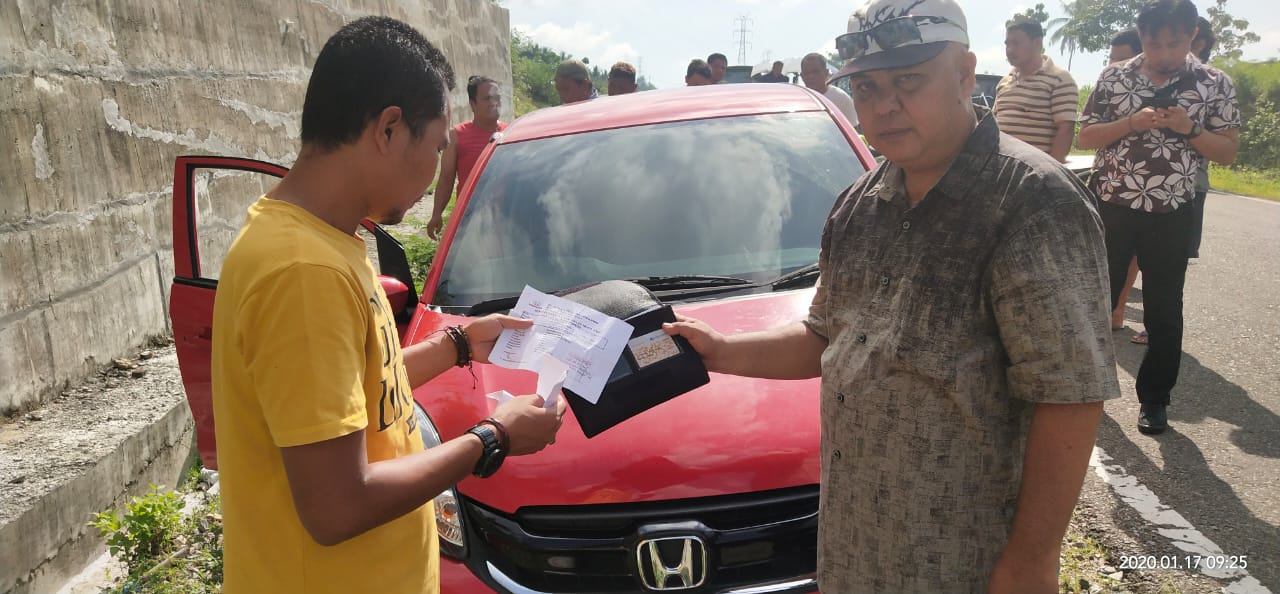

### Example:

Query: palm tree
xmin=1047 ymin=2 xmax=1080 ymax=69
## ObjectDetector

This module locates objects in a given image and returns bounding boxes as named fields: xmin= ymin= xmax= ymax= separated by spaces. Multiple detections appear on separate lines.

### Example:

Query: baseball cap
xmin=555 ymin=59 xmax=591 ymax=82
xmin=829 ymin=0 xmax=969 ymax=83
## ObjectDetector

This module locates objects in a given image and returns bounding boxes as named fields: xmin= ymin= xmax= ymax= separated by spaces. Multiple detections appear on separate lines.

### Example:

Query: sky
xmin=505 ymin=0 xmax=1280 ymax=91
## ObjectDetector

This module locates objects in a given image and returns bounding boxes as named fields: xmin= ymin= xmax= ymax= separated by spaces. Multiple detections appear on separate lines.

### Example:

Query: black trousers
xmin=1188 ymin=190 xmax=1208 ymax=258
xmin=1100 ymin=201 xmax=1193 ymax=406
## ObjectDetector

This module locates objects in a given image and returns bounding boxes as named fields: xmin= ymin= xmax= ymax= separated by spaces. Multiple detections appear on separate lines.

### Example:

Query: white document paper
xmin=484 ymin=357 xmax=567 ymax=413
xmin=536 ymin=355 xmax=567 ymax=411
xmin=492 ymin=286 xmax=634 ymax=404
xmin=486 ymin=389 xmax=514 ymax=413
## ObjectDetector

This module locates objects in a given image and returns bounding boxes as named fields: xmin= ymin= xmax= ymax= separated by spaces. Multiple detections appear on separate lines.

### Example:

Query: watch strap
xmin=466 ymin=422 xmax=507 ymax=478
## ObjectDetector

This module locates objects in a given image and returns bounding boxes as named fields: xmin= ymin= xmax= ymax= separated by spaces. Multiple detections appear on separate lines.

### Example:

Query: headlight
xmin=414 ymin=402 xmax=467 ymax=558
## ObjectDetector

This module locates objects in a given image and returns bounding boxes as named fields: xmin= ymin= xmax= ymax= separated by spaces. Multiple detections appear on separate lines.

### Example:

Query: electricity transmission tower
xmin=732 ymin=15 xmax=753 ymax=65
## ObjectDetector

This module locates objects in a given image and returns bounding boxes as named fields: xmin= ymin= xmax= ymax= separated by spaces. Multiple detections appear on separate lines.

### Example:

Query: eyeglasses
xmin=835 ymin=15 xmax=957 ymax=62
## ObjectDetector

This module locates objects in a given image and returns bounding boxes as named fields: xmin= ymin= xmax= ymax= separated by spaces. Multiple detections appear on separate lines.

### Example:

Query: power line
xmin=732 ymin=14 xmax=753 ymax=65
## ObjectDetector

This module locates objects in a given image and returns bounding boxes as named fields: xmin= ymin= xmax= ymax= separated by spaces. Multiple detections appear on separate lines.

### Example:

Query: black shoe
xmin=1138 ymin=404 xmax=1168 ymax=435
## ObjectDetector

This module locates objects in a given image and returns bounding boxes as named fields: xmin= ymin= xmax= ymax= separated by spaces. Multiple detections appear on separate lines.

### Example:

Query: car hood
xmin=410 ymin=289 xmax=821 ymax=514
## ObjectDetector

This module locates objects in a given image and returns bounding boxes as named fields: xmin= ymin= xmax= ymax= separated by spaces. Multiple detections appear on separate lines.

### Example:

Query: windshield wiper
xmin=625 ymin=275 xmax=755 ymax=290
xmin=769 ymin=263 xmax=821 ymax=290
xmin=464 ymin=295 xmax=521 ymax=317
xmin=463 ymin=276 xmax=761 ymax=317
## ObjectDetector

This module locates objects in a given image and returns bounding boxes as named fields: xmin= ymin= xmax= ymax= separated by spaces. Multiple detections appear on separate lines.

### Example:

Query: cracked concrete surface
xmin=0 ymin=341 xmax=192 ymax=594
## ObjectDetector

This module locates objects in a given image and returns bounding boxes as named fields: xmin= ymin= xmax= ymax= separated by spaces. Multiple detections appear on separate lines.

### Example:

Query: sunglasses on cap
xmin=835 ymin=15 xmax=958 ymax=62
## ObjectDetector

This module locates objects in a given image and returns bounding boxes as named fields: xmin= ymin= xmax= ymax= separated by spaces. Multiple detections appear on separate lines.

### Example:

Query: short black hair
xmin=687 ymin=59 xmax=712 ymax=79
xmin=1193 ymin=16 xmax=1216 ymax=61
xmin=608 ymin=61 xmax=637 ymax=83
xmin=301 ymin=16 xmax=456 ymax=151
xmin=707 ymin=53 xmax=728 ymax=66
xmin=1137 ymin=0 xmax=1198 ymax=36
xmin=1006 ymin=19 xmax=1045 ymax=40
xmin=773 ymin=60 xmax=785 ymax=68
xmin=467 ymin=75 xmax=498 ymax=102
xmin=1110 ymin=28 xmax=1143 ymax=54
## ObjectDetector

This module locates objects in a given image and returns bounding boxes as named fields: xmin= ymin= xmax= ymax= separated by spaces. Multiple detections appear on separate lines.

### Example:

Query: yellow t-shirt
xmin=211 ymin=197 xmax=438 ymax=593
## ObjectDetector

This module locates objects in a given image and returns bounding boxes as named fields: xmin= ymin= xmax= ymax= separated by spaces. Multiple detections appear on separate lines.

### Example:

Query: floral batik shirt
xmin=1080 ymin=54 xmax=1239 ymax=213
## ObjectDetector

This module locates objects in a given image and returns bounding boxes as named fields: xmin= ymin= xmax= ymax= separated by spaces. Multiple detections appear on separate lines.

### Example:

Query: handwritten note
xmin=492 ymin=286 xmax=633 ymax=404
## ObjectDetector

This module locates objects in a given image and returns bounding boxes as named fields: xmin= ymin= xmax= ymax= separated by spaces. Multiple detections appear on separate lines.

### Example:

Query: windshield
xmin=432 ymin=112 xmax=865 ymax=312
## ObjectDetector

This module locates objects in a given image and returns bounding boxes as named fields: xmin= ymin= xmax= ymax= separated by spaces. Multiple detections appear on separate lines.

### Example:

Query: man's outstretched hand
xmin=662 ymin=314 xmax=730 ymax=373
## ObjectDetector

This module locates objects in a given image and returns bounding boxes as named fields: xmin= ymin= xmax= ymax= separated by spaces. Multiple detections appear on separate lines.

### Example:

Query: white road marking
xmin=1090 ymin=446 xmax=1272 ymax=593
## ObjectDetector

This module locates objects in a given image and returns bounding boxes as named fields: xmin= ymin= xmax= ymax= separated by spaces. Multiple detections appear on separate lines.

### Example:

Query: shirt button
xmin=836 ymin=392 xmax=845 ymax=403
xmin=879 ymin=275 xmax=890 ymax=287
xmin=832 ymin=450 xmax=842 ymax=461
xmin=857 ymin=334 xmax=867 ymax=343
xmin=901 ymin=220 xmax=911 ymax=230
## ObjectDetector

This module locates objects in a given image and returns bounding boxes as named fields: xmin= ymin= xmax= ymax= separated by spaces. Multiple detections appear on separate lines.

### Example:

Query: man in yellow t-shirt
xmin=210 ymin=17 xmax=565 ymax=593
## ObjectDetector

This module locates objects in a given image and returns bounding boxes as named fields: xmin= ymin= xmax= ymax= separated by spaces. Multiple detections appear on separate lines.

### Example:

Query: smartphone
xmin=1142 ymin=96 xmax=1178 ymax=109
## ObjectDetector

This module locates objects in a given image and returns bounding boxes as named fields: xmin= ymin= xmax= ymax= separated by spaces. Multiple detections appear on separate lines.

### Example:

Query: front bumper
xmin=440 ymin=558 xmax=817 ymax=594
xmin=442 ymin=485 xmax=821 ymax=593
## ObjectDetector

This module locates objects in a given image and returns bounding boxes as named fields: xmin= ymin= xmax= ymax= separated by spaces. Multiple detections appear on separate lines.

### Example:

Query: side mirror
xmin=380 ymin=275 xmax=412 ymax=317
xmin=360 ymin=220 xmax=419 ymax=324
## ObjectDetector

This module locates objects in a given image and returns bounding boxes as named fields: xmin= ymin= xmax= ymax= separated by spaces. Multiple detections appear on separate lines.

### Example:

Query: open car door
xmin=169 ymin=156 xmax=420 ymax=469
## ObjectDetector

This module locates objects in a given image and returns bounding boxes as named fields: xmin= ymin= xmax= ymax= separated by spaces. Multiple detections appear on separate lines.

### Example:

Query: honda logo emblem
xmin=636 ymin=535 xmax=707 ymax=590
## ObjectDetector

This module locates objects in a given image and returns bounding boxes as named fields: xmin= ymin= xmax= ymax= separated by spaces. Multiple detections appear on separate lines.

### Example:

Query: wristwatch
xmin=466 ymin=422 xmax=507 ymax=478
xmin=1186 ymin=121 xmax=1203 ymax=139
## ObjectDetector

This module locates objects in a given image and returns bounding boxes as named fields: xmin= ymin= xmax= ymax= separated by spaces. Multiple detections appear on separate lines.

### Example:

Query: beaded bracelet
xmin=444 ymin=325 xmax=472 ymax=368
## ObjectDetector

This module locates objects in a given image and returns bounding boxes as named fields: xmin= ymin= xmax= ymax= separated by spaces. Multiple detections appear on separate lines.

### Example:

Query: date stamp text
xmin=1118 ymin=555 xmax=1249 ymax=571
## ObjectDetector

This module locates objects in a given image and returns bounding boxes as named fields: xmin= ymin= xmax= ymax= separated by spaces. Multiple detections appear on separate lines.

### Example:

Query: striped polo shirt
xmin=993 ymin=56 xmax=1079 ymax=155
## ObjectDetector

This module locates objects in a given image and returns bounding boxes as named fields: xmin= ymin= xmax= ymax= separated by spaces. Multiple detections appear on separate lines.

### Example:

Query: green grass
xmin=1064 ymin=153 xmax=1279 ymax=202
xmin=1058 ymin=526 xmax=1123 ymax=594
xmin=1209 ymin=165 xmax=1280 ymax=201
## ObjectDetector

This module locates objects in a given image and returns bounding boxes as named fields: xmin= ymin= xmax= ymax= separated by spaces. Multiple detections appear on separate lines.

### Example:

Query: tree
xmin=1008 ymin=3 xmax=1051 ymax=27
xmin=1044 ymin=1 xmax=1085 ymax=69
xmin=1204 ymin=0 xmax=1262 ymax=61
xmin=1214 ymin=59 xmax=1280 ymax=170
xmin=510 ymin=32 xmax=656 ymax=115
xmin=510 ymin=31 xmax=561 ymax=115
xmin=1048 ymin=0 xmax=1259 ymax=59
xmin=1045 ymin=0 xmax=1145 ymax=54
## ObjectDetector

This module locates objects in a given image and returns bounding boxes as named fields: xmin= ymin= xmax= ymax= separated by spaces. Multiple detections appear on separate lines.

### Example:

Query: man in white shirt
xmin=800 ymin=52 xmax=859 ymax=127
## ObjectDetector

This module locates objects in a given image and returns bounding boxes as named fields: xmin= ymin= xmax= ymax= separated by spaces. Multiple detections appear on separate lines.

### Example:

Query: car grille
xmin=463 ymin=484 xmax=819 ymax=593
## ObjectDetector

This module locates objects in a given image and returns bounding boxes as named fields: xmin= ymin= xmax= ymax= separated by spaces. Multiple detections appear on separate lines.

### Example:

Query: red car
xmin=170 ymin=83 xmax=874 ymax=593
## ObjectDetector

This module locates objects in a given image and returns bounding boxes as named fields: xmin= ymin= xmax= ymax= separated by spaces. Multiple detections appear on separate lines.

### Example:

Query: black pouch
xmin=554 ymin=280 xmax=710 ymax=438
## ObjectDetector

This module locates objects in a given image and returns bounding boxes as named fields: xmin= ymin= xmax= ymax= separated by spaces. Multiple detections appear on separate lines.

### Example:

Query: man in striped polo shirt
xmin=993 ymin=18 xmax=1079 ymax=162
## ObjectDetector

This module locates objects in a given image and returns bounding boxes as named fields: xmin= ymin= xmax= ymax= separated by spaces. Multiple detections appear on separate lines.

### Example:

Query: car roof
xmin=498 ymin=84 xmax=830 ymax=144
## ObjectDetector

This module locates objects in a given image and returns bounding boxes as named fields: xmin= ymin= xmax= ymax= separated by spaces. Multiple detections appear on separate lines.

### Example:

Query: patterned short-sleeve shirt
xmin=1080 ymin=54 xmax=1240 ymax=213
xmin=805 ymin=108 xmax=1120 ymax=592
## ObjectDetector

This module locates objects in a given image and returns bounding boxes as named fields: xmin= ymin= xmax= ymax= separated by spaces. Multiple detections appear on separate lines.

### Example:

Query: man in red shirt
xmin=427 ymin=75 xmax=507 ymax=239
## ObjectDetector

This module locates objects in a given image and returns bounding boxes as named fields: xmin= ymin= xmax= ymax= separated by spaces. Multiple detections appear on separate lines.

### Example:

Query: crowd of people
xmin=206 ymin=0 xmax=1239 ymax=591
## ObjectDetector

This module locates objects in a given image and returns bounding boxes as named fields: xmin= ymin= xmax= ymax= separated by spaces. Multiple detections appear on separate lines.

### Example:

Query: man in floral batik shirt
xmin=1079 ymin=0 xmax=1239 ymax=435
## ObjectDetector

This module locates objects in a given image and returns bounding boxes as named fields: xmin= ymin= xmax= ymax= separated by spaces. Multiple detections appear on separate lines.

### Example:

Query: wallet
xmin=554 ymin=280 xmax=710 ymax=437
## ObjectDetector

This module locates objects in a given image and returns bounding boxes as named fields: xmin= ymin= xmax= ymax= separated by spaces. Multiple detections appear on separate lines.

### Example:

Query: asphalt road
xmin=1079 ymin=191 xmax=1280 ymax=592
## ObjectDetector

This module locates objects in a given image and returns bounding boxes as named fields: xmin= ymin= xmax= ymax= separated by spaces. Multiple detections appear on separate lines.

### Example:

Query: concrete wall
xmin=0 ymin=0 xmax=513 ymax=415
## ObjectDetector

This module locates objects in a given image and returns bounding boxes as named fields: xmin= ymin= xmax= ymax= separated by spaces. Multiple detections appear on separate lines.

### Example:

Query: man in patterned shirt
xmin=665 ymin=0 xmax=1119 ymax=591
xmin=994 ymin=17 xmax=1079 ymax=162
xmin=1079 ymin=0 xmax=1239 ymax=435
